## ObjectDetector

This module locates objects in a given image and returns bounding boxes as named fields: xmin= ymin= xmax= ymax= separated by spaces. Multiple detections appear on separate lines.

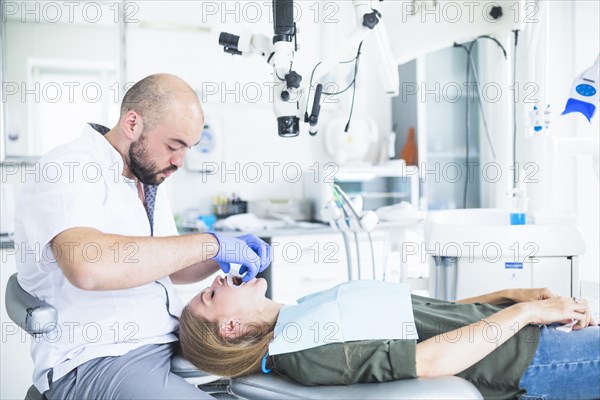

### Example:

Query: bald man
xmin=14 ymin=74 xmax=271 ymax=399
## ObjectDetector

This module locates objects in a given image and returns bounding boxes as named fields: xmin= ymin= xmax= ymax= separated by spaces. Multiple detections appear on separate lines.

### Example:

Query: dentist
xmin=14 ymin=73 xmax=271 ymax=399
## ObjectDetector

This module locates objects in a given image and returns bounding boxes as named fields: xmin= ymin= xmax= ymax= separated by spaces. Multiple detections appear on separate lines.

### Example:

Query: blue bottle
xmin=510 ymin=213 xmax=526 ymax=225
xmin=509 ymin=189 xmax=528 ymax=226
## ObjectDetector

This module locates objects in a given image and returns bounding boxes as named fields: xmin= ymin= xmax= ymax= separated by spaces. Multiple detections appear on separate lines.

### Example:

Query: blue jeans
xmin=519 ymin=324 xmax=600 ymax=400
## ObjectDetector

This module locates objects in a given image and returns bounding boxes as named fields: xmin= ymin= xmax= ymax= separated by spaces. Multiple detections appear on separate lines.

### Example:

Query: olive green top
xmin=273 ymin=295 xmax=540 ymax=400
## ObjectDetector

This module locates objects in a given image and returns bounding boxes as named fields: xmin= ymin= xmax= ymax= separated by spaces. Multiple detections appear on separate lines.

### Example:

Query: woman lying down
xmin=179 ymin=276 xmax=600 ymax=400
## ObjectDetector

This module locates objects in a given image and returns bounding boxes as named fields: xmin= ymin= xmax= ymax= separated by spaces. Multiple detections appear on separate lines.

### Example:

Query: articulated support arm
xmin=218 ymin=0 xmax=399 ymax=137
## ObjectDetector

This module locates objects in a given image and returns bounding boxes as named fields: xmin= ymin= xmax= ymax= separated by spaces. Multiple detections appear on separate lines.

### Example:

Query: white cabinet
xmin=266 ymin=230 xmax=400 ymax=304
xmin=434 ymin=255 xmax=576 ymax=301
xmin=267 ymin=233 xmax=349 ymax=304
xmin=1 ymin=247 xmax=35 ymax=400
xmin=452 ymin=257 xmax=534 ymax=300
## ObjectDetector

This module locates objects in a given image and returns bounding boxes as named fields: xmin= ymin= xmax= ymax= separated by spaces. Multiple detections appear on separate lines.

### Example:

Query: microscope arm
xmin=218 ymin=0 xmax=399 ymax=137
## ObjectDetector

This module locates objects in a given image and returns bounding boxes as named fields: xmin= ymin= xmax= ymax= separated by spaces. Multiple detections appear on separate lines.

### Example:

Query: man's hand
xmin=209 ymin=232 xmax=262 ymax=282
xmin=236 ymin=234 xmax=272 ymax=274
xmin=507 ymin=288 xmax=558 ymax=303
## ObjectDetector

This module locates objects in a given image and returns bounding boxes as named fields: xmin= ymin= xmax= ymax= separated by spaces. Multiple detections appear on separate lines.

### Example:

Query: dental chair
xmin=5 ymin=273 xmax=483 ymax=400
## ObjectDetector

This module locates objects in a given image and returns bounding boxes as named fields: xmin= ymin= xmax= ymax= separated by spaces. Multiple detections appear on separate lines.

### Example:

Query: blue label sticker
xmin=505 ymin=262 xmax=523 ymax=269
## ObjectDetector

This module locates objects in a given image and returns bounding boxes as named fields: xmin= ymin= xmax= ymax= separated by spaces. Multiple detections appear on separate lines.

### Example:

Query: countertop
xmin=0 ymin=226 xmax=338 ymax=252
xmin=219 ymin=224 xmax=335 ymax=239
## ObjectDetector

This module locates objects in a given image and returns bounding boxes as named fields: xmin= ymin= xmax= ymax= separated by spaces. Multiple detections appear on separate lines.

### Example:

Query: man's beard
xmin=128 ymin=135 xmax=176 ymax=186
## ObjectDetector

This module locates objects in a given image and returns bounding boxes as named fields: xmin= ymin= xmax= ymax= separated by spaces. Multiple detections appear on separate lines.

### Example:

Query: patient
xmin=179 ymin=276 xmax=600 ymax=400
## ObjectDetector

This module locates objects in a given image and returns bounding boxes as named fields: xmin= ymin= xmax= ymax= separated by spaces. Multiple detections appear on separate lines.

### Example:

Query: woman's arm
xmin=455 ymin=288 xmax=557 ymax=305
xmin=455 ymin=289 xmax=513 ymax=305
xmin=415 ymin=297 xmax=592 ymax=378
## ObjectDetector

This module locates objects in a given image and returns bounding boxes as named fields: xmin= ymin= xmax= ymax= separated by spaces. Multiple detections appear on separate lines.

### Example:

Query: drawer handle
xmin=302 ymin=275 xmax=339 ymax=283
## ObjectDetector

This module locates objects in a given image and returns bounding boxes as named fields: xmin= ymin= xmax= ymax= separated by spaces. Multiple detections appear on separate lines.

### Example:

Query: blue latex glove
xmin=209 ymin=232 xmax=261 ymax=282
xmin=236 ymin=234 xmax=272 ymax=274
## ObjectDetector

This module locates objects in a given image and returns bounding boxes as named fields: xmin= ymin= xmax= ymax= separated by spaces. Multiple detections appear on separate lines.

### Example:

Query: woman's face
xmin=189 ymin=275 xmax=268 ymax=323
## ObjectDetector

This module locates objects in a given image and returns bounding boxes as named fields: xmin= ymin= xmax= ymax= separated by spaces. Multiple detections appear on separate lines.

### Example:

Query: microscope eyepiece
xmin=277 ymin=116 xmax=300 ymax=138
xmin=219 ymin=32 xmax=242 ymax=56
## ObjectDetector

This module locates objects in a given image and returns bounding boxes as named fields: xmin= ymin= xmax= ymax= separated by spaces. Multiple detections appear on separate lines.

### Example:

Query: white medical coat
xmin=14 ymin=124 xmax=183 ymax=393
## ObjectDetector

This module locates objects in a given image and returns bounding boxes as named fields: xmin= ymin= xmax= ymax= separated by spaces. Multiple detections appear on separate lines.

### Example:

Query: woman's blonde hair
xmin=179 ymin=305 xmax=275 ymax=377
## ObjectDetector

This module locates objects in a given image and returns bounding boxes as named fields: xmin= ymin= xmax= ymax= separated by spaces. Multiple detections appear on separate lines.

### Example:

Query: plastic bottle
xmin=400 ymin=127 xmax=418 ymax=166
xmin=388 ymin=124 xmax=398 ymax=160
xmin=509 ymin=188 xmax=528 ymax=225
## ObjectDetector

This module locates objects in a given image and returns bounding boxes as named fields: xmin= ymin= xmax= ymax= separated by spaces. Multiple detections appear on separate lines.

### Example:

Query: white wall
xmin=520 ymin=1 xmax=599 ymax=286
xmin=3 ymin=5 xmax=120 ymax=157
xmin=548 ymin=1 xmax=599 ymax=286
xmin=572 ymin=0 xmax=600 ymax=286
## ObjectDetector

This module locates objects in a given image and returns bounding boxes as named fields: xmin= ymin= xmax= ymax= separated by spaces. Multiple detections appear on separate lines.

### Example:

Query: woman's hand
xmin=525 ymin=296 xmax=597 ymax=329
xmin=507 ymin=288 xmax=558 ymax=303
